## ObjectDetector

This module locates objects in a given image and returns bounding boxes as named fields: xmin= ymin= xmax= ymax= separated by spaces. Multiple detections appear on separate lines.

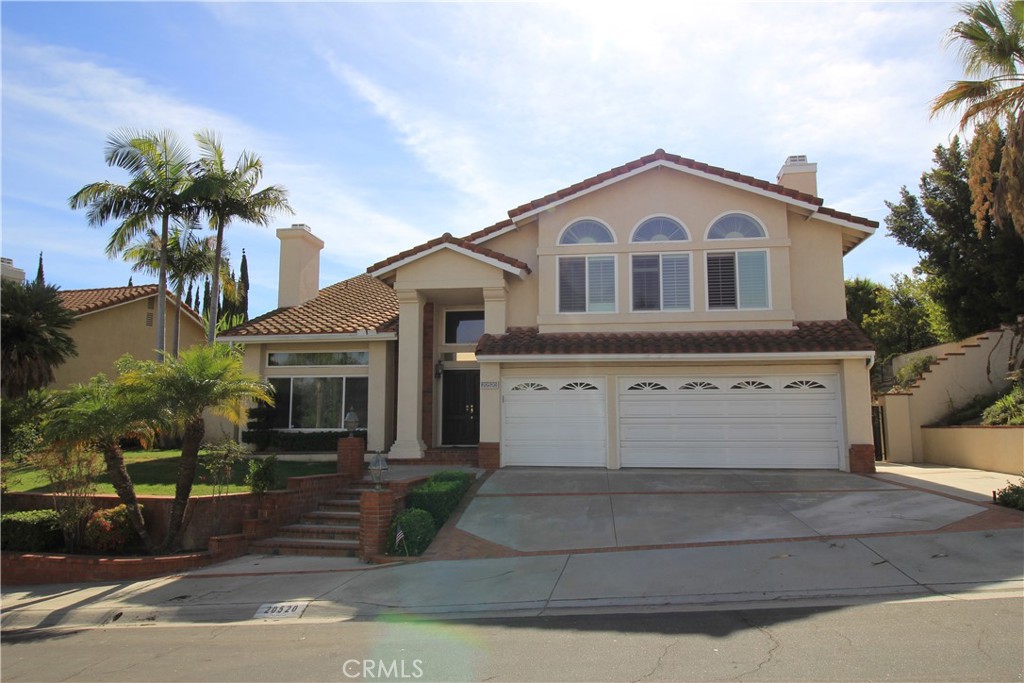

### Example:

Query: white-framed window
xmin=631 ymin=253 xmax=692 ymax=311
xmin=631 ymin=216 xmax=689 ymax=242
xmin=558 ymin=255 xmax=616 ymax=313
xmin=559 ymin=219 xmax=615 ymax=245
xmin=266 ymin=376 xmax=369 ymax=430
xmin=706 ymin=250 xmax=769 ymax=310
xmin=707 ymin=213 xmax=766 ymax=240
xmin=267 ymin=351 xmax=368 ymax=367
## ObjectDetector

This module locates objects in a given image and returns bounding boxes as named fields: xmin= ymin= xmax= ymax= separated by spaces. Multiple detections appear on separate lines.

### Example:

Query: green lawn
xmin=4 ymin=450 xmax=337 ymax=496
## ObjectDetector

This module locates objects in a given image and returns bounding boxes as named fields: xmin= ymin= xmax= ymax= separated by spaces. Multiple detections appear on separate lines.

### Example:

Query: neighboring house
xmin=1 ymin=257 xmax=26 ymax=283
xmin=53 ymin=285 xmax=207 ymax=388
xmin=222 ymin=149 xmax=878 ymax=471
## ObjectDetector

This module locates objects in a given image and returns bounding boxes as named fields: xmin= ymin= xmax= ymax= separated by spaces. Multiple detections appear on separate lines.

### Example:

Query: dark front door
xmin=441 ymin=369 xmax=480 ymax=445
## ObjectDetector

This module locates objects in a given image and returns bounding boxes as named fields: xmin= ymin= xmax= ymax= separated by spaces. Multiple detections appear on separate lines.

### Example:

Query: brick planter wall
xmin=849 ymin=444 xmax=876 ymax=473
xmin=337 ymin=436 xmax=366 ymax=478
xmin=478 ymin=442 xmax=500 ymax=470
xmin=0 ymin=549 xmax=232 ymax=585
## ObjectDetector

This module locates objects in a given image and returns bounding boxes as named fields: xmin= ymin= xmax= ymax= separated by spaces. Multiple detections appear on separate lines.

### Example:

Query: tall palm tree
xmin=43 ymin=374 xmax=158 ymax=552
xmin=0 ymin=280 xmax=77 ymax=398
xmin=190 ymin=130 xmax=292 ymax=343
xmin=118 ymin=344 xmax=273 ymax=552
xmin=932 ymin=0 xmax=1024 ymax=235
xmin=122 ymin=226 xmax=231 ymax=356
xmin=69 ymin=129 xmax=197 ymax=358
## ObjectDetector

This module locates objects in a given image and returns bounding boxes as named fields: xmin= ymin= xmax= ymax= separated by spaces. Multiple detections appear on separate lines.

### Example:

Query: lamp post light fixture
xmin=368 ymin=451 xmax=389 ymax=489
xmin=343 ymin=408 xmax=359 ymax=434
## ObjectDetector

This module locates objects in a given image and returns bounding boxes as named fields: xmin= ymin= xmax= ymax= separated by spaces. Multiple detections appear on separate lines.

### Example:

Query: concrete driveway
xmin=448 ymin=468 xmax=994 ymax=554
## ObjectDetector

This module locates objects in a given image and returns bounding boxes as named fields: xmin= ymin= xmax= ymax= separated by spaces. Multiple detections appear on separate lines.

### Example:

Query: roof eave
xmin=217 ymin=331 xmax=398 ymax=343
xmin=368 ymin=242 xmax=529 ymax=279
xmin=476 ymin=350 xmax=876 ymax=363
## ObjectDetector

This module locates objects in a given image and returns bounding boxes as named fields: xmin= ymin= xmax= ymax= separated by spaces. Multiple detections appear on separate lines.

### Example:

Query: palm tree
xmin=69 ymin=129 xmax=197 ymax=358
xmin=43 ymin=374 xmax=157 ymax=552
xmin=118 ymin=344 xmax=273 ymax=552
xmin=932 ymin=0 xmax=1024 ymax=235
xmin=122 ymin=226 xmax=231 ymax=356
xmin=0 ymin=280 xmax=78 ymax=398
xmin=190 ymin=131 xmax=292 ymax=343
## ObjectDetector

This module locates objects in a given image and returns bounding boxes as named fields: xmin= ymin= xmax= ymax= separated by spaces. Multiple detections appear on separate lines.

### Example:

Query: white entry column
xmin=388 ymin=289 xmax=426 ymax=458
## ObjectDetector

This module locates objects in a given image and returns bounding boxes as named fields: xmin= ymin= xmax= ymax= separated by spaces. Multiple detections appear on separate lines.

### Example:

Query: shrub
xmin=994 ymin=477 xmax=1024 ymax=511
xmin=387 ymin=508 xmax=436 ymax=556
xmin=200 ymin=440 xmax=251 ymax=496
xmin=85 ymin=504 xmax=142 ymax=553
xmin=982 ymin=384 xmax=1024 ymax=426
xmin=242 ymin=430 xmax=365 ymax=453
xmin=428 ymin=470 xmax=474 ymax=487
xmin=245 ymin=455 xmax=278 ymax=497
xmin=405 ymin=473 xmax=473 ymax=528
xmin=892 ymin=355 xmax=936 ymax=391
xmin=0 ymin=509 xmax=63 ymax=551
xmin=28 ymin=445 xmax=100 ymax=552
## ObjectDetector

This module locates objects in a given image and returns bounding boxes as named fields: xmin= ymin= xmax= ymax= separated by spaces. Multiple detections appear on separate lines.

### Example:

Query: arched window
xmin=632 ymin=216 xmax=688 ymax=242
xmin=707 ymin=213 xmax=766 ymax=239
xmin=559 ymin=219 xmax=615 ymax=245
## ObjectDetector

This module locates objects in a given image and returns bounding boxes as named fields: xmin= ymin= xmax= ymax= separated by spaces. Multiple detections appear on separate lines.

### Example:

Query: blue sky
xmin=2 ymin=1 xmax=968 ymax=319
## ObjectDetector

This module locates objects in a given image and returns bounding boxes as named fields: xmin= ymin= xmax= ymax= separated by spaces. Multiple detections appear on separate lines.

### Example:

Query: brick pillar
xmin=849 ymin=444 xmax=876 ymax=473
xmin=337 ymin=437 xmax=365 ymax=478
xmin=359 ymin=489 xmax=396 ymax=561
xmin=421 ymin=302 xmax=435 ymax=448
xmin=478 ymin=442 xmax=500 ymax=470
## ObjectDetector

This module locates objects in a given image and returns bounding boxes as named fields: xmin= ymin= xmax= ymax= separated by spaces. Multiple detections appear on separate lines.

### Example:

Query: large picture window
xmin=707 ymin=251 xmax=769 ymax=310
xmin=632 ymin=254 xmax=691 ymax=311
xmin=559 ymin=255 xmax=615 ymax=313
xmin=266 ymin=376 xmax=369 ymax=430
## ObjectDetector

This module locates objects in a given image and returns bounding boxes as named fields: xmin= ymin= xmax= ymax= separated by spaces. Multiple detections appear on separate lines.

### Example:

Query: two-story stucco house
xmin=221 ymin=150 xmax=878 ymax=472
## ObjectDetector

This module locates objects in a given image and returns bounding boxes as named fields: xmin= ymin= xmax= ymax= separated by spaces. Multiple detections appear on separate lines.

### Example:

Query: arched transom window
xmin=707 ymin=213 xmax=766 ymax=240
xmin=632 ymin=217 xmax=688 ymax=242
xmin=559 ymin=219 xmax=615 ymax=245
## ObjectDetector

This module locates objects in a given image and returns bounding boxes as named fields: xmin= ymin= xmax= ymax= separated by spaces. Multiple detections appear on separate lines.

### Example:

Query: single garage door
xmin=619 ymin=375 xmax=841 ymax=468
xmin=502 ymin=378 xmax=607 ymax=466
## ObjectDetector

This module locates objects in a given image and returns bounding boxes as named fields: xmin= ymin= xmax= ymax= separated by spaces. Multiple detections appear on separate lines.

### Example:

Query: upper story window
xmin=559 ymin=255 xmax=615 ymax=313
xmin=559 ymin=219 xmax=615 ymax=245
xmin=707 ymin=250 xmax=769 ymax=310
xmin=444 ymin=311 xmax=484 ymax=344
xmin=632 ymin=254 xmax=691 ymax=311
xmin=707 ymin=213 xmax=766 ymax=240
xmin=632 ymin=216 xmax=689 ymax=242
xmin=267 ymin=351 xmax=368 ymax=367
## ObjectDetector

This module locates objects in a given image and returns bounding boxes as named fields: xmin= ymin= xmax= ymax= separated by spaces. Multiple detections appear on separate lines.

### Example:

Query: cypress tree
xmin=35 ymin=252 xmax=44 ymax=285
xmin=239 ymin=249 xmax=250 ymax=321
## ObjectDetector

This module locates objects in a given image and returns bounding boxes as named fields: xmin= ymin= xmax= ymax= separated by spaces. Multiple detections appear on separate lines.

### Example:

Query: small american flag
xmin=395 ymin=524 xmax=405 ymax=545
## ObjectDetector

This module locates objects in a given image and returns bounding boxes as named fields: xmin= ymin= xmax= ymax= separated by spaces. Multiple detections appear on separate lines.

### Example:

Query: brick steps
xmin=249 ymin=537 xmax=359 ymax=557
xmin=249 ymin=480 xmax=379 ymax=557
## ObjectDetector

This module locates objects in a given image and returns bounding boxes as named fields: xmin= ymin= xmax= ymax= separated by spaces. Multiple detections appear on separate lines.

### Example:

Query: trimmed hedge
xmin=242 ymin=430 xmax=366 ymax=453
xmin=405 ymin=471 xmax=474 ymax=528
xmin=1 ymin=509 xmax=63 ymax=551
xmin=387 ymin=508 xmax=436 ymax=556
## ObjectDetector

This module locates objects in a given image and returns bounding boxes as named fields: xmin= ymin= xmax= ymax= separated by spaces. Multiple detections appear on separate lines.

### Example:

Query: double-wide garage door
xmin=501 ymin=375 xmax=842 ymax=468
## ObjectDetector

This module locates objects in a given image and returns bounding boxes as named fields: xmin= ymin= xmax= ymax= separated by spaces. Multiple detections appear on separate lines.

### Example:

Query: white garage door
xmin=502 ymin=378 xmax=607 ymax=466
xmin=619 ymin=375 xmax=842 ymax=468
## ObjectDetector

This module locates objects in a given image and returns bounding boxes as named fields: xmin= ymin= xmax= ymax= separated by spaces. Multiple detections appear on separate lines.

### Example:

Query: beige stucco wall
xmin=789 ymin=219 xmax=847 ymax=320
xmin=920 ymin=427 xmax=1024 ymax=475
xmin=393 ymin=248 xmax=507 ymax=292
xmin=52 ymin=297 xmax=206 ymax=389
xmin=881 ymin=329 xmax=1017 ymax=463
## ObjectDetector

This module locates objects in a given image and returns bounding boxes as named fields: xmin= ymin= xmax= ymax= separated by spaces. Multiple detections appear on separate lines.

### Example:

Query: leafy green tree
xmin=190 ymin=131 xmax=292 ymax=344
xmin=885 ymin=139 xmax=1024 ymax=339
xmin=932 ymin=0 xmax=1023 ymax=235
xmin=42 ymin=374 xmax=157 ymax=552
xmin=844 ymin=277 xmax=883 ymax=330
xmin=118 ymin=344 xmax=273 ymax=552
xmin=861 ymin=275 xmax=950 ymax=363
xmin=0 ymin=280 xmax=77 ymax=399
xmin=69 ymin=129 xmax=196 ymax=359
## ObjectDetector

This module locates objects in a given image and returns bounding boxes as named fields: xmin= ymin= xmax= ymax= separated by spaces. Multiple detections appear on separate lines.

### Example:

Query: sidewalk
xmin=2 ymin=465 xmax=1021 ymax=632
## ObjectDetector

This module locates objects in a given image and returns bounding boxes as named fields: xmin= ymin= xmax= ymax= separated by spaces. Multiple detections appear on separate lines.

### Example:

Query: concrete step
xmin=303 ymin=510 xmax=361 ymax=524
xmin=278 ymin=523 xmax=360 ymax=541
xmin=249 ymin=537 xmax=359 ymax=558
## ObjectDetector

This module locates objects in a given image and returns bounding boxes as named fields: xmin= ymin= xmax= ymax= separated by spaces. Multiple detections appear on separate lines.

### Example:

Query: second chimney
xmin=277 ymin=224 xmax=324 ymax=308
xmin=776 ymin=155 xmax=818 ymax=196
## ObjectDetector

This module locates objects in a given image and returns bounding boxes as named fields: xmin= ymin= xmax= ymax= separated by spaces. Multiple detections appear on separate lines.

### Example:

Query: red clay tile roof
xmin=462 ymin=218 xmax=515 ymax=243
xmin=476 ymin=320 xmax=874 ymax=356
xmin=366 ymin=232 xmax=530 ymax=275
xmin=502 ymin=149 xmax=878 ymax=230
xmin=220 ymin=274 xmax=398 ymax=338
xmin=58 ymin=285 xmax=201 ymax=324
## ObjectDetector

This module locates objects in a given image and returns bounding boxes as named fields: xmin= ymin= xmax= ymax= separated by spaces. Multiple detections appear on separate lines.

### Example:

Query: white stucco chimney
xmin=776 ymin=155 xmax=818 ymax=196
xmin=276 ymin=224 xmax=324 ymax=308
